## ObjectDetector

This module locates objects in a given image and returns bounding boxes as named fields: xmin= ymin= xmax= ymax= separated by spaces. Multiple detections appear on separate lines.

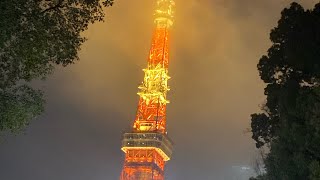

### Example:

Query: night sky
xmin=0 ymin=0 xmax=317 ymax=180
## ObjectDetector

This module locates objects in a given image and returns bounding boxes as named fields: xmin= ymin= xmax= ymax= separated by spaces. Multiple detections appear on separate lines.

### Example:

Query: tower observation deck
xmin=120 ymin=0 xmax=175 ymax=179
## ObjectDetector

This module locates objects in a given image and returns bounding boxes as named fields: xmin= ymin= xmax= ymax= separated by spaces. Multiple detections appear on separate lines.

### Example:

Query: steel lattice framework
xmin=120 ymin=0 xmax=175 ymax=179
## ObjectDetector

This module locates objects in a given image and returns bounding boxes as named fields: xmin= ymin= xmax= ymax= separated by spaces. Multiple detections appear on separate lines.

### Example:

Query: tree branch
xmin=41 ymin=0 xmax=65 ymax=14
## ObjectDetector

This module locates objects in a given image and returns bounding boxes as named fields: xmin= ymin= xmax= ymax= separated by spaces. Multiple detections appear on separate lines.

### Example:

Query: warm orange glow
xmin=120 ymin=1 xmax=175 ymax=179
xmin=133 ymin=27 xmax=171 ymax=134
xmin=121 ymin=149 xmax=165 ymax=180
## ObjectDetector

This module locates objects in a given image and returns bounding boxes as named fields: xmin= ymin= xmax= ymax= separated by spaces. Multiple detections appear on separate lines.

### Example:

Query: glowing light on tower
xmin=120 ymin=0 xmax=175 ymax=179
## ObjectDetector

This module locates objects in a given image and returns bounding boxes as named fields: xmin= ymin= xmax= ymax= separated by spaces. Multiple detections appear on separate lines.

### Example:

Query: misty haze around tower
xmin=0 ymin=0 xmax=319 ymax=180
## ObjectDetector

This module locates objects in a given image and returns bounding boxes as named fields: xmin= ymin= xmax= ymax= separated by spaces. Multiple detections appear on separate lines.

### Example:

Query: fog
xmin=0 ymin=0 xmax=317 ymax=179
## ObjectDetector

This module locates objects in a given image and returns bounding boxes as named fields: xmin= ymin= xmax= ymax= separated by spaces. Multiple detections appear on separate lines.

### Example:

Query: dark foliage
xmin=0 ymin=0 xmax=113 ymax=134
xmin=251 ymin=2 xmax=320 ymax=179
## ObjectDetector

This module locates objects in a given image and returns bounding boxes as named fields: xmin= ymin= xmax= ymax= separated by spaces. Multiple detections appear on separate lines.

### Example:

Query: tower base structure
xmin=120 ymin=133 xmax=173 ymax=180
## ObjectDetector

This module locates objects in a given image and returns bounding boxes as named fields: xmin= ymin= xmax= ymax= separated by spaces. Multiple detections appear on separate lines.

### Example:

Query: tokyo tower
xmin=120 ymin=0 xmax=175 ymax=179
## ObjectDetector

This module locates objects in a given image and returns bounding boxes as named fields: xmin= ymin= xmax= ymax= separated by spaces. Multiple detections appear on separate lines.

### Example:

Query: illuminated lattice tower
xmin=120 ymin=0 xmax=175 ymax=180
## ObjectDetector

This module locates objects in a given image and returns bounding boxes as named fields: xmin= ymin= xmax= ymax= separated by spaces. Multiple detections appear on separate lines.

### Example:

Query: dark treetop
xmin=251 ymin=2 xmax=320 ymax=180
xmin=0 ymin=0 xmax=114 ymax=134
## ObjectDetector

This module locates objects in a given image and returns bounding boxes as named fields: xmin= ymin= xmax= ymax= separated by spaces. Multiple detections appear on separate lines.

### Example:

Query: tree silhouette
xmin=0 ymin=0 xmax=113 ymax=135
xmin=251 ymin=2 xmax=320 ymax=179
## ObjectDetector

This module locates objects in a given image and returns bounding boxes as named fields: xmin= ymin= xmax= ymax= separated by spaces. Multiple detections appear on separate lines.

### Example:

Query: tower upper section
xmin=120 ymin=1 xmax=175 ymax=179
xmin=133 ymin=0 xmax=175 ymax=135
xmin=154 ymin=0 xmax=175 ymax=28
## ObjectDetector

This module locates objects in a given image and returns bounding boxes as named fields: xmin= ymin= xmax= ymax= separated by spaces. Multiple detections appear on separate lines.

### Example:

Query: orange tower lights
xmin=120 ymin=0 xmax=175 ymax=179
